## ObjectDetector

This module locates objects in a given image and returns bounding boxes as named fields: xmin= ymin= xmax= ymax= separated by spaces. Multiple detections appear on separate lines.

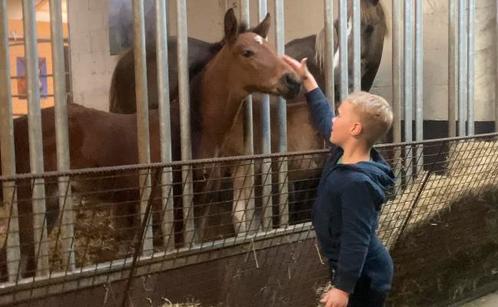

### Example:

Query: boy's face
xmin=330 ymin=101 xmax=362 ymax=146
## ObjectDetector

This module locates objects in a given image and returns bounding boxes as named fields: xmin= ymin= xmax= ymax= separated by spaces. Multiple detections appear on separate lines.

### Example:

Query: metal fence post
xmin=176 ymin=0 xmax=195 ymax=245
xmin=49 ymin=0 xmax=75 ymax=272
xmin=22 ymin=0 xmax=50 ymax=276
xmin=132 ymin=0 xmax=154 ymax=255
xmin=258 ymin=0 xmax=273 ymax=231
xmin=275 ymin=0 xmax=289 ymax=228
xmin=323 ymin=0 xmax=335 ymax=111
xmin=156 ymin=0 xmax=175 ymax=250
xmin=338 ymin=0 xmax=348 ymax=101
xmin=0 ymin=0 xmax=21 ymax=282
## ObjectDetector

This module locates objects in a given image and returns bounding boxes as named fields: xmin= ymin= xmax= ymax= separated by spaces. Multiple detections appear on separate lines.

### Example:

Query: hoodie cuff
xmin=334 ymin=272 xmax=358 ymax=294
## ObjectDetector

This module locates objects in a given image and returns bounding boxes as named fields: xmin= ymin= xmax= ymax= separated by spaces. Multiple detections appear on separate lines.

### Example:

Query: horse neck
xmin=194 ymin=53 xmax=247 ymax=159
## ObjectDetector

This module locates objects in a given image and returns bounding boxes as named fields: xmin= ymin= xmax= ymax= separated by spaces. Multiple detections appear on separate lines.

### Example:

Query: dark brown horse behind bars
xmin=107 ymin=0 xmax=387 ymax=233
xmin=109 ymin=0 xmax=386 ymax=114
xmin=0 ymin=8 xmax=301 ymax=279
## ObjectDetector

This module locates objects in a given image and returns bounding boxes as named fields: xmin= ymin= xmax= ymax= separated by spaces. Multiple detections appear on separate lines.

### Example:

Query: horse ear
xmin=252 ymin=13 xmax=271 ymax=39
xmin=224 ymin=8 xmax=239 ymax=44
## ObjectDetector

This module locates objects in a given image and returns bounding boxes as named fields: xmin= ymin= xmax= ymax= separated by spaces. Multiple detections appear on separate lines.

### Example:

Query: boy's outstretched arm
xmin=283 ymin=55 xmax=333 ymax=142
xmin=335 ymin=181 xmax=377 ymax=294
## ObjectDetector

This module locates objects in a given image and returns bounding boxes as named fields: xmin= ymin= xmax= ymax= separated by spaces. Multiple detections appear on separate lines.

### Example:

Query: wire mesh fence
xmin=0 ymin=133 xmax=497 ymax=306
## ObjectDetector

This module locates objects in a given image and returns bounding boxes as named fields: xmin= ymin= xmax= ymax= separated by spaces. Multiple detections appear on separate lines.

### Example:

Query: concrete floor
xmin=461 ymin=291 xmax=498 ymax=307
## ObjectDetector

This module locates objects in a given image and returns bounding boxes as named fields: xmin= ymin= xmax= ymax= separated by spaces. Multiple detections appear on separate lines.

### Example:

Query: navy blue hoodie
xmin=306 ymin=88 xmax=395 ymax=294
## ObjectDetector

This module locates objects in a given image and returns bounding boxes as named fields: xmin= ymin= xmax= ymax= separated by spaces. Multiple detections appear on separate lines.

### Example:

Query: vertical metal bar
xmin=239 ymin=0 xmax=256 ymax=234
xmin=467 ymin=0 xmax=475 ymax=135
xmin=240 ymin=0 xmax=253 ymax=158
xmin=392 ymin=0 xmax=403 ymax=185
xmin=22 ymin=0 xmax=49 ymax=276
xmin=0 ymin=0 xmax=21 ymax=282
xmin=176 ymin=0 xmax=195 ymax=244
xmin=415 ymin=0 xmax=424 ymax=174
xmin=49 ymin=0 xmax=75 ymax=271
xmin=457 ymin=0 xmax=468 ymax=136
xmin=392 ymin=0 xmax=402 ymax=145
xmin=404 ymin=0 xmax=414 ymax=179
xmin=156 ymin=0 xmax=174 ymax=250
xmin=352 ymin=0 xmax=361 ymax=92
xmin=258 ymin=0 xmax=273 ymax=231
xmin=275 ymin=0 xmax=288 ymax=227
xmin=132 ymin=0 xmax=153 ymax=255
xmin=338 ymin=0 xmax=348 ymax=100
xmin=323 ymin=0 xmax=335 ymax=111
xmin=240 ymin=0 xmax=250 ymax=24
xmin=496 ymin=0 xmax=498 ymax=132
xmin=449 ymin=0 xmax=457 ymax=137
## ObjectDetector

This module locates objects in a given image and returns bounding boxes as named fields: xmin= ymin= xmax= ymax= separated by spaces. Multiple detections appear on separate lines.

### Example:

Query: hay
xmin=388 ymin=184 xmax=498 ymax=305
xmin=379 ymin=140 xmax=498 ymax=248
xmin=48 ymin=199 xmax=121 ymax=271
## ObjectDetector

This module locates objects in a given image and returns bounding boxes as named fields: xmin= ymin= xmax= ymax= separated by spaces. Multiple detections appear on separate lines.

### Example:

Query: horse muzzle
xmin=278 ymin=73 xmax=302 ymax=100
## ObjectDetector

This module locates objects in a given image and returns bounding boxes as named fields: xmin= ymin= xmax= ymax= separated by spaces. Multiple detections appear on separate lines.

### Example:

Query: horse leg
xmin=232 ymin=162 xmax=258 ymax=236
xmin=15 ymin=178 xmax=59 ymax=278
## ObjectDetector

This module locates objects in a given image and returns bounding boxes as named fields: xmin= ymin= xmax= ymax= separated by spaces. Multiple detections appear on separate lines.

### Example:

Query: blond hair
xmin=345 ymin=91 xmax=393 ymax=147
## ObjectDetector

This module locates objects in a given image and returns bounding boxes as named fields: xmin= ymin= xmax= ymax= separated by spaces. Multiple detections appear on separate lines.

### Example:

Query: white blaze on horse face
xmin=254 ymin=35 xmax=266 ymax=45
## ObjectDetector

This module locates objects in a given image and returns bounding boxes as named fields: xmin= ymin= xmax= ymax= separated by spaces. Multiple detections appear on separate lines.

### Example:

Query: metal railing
xmin=0 ymin=133 xmax=497 ymax=305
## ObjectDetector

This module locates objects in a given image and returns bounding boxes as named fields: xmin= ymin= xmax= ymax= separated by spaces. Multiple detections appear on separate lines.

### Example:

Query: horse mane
xmin=314 ymin=0 xmax=387 ymax=71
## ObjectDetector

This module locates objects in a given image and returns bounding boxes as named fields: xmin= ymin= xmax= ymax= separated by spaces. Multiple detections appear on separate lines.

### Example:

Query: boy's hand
xmin=320 ymin=288 xmax=349 ymax=307
xmin=283 ymin=55 xmax=310 ymax=78
xmin=283 ymin=55 xmax=318 ymax=92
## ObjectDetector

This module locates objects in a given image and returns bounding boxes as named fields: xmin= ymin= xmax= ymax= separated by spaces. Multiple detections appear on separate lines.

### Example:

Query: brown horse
xmin=109 ymin=0 xmax=387 ymax=114
xmin=0 ymin=8 xmax=301 ymax=279
xmin=106 ymin=0 xmax=387 ymax=232
xmin=221 ymin=0 xmax=387 ymax=226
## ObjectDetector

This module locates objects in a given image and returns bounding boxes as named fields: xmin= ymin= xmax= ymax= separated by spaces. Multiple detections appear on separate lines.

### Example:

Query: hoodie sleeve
xmin=334 ymin=180 xmax=378 ymax=293
xmin=304 ymin=88 xmax=333 ymax=142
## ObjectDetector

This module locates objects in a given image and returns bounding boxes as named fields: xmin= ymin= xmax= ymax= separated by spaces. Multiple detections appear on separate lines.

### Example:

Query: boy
xmin=283 ymin=55 xmax=395 ymax=307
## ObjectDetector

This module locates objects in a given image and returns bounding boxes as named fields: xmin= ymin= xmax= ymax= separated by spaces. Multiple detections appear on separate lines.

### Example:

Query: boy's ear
xmin=351 ymin=122 xmax=363 ymax=136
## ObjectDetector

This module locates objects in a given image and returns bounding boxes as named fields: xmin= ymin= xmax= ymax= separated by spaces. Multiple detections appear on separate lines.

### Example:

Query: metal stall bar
xmin=240 ymin=3 xmax=254 ymax=155
xmin=352 ymin=0 xmax=361 ymax=92
xmin=415 ymin=0 xmax=424 ymax=173
xmin=0 ymin=0 xmax=21 ymax=282
xmin=323 ymin=0 xmax=335 ymax=111
xmin=239 ymin=0 xmax=257 ymax=234
xmin=404 ymin=0 xmax=414 ymax=179
xmin=275 ymin=0 xmax=288 ymax=227
xmin=155 ymin=0 xmax=174 ymax=250
xmin=49 ymin=0 xmax=75 ymax=271
xmin=240 ymin=1 xmax=254 ymax=159
xmin=132 ymin=0 xmax=153 ymax=255
xmin=449 ymin=0 xmax=457 ymax=137
xmin=22 ymin=0 xmax=50 ymax=276
xmin=392 ymin=0 xmax=402 ymax=145
xmin=467 ymin=0 xmax=475 ymax=135
xmin=496 ymin=0 xmax=498 ymax=132
xmin=457 ymin=0 xmax=468 ymax=136
xmin=258 ymin=0 xmax=273 ymax=231
xmin=338 ymin=0 xmax=349 ymax=101
xmin=392 ymin=0 xmax=403 ymax=184
xmin=176 ymin=0 xmax=195 ymax=244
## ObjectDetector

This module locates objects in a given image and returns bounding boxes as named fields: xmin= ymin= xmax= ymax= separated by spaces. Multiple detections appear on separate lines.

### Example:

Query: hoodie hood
xmin=334 ymin=148 xmax=395 ymax=205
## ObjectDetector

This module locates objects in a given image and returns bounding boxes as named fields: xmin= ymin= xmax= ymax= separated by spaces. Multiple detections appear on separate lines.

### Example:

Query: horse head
xmin=332 ymin=0 xmax=387 ymax=101
xmin=215 ymin=8 xmax=302 ymax=100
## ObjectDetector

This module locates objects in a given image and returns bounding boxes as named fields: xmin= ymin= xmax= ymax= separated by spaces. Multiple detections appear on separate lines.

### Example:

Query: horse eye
xmin=365 ymin=25 xmax=374 ymax=35
xmin=242 ymin=49 xmax=255 ymax=58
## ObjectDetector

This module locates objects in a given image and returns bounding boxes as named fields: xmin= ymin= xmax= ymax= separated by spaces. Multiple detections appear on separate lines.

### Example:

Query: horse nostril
xmin=285 ymin=74 xmax=300 ymax=90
